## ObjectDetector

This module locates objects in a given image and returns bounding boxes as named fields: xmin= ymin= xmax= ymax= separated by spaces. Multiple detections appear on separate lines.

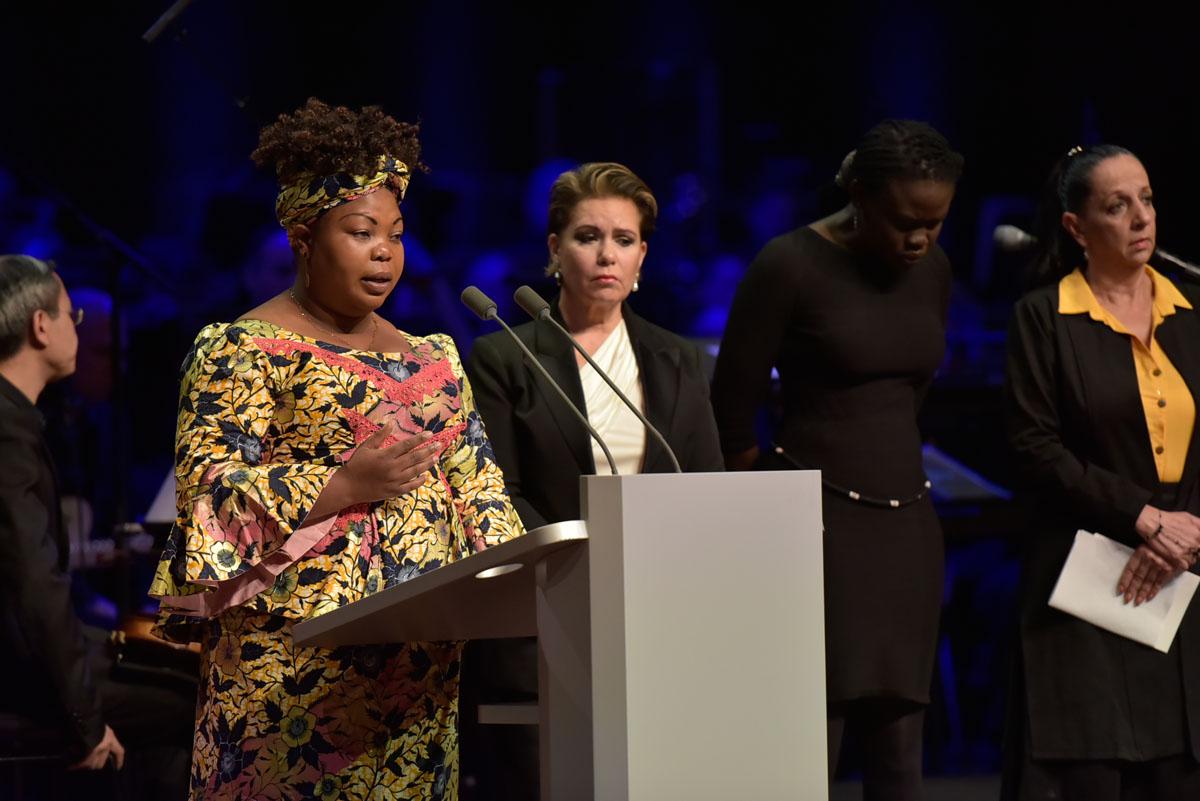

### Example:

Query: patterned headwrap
xmin=274 ymin=154 xmax=411 ymax=231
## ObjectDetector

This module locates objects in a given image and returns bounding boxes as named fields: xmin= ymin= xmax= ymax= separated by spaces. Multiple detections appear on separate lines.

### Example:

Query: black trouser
xmin=95 ymin=648 xmax=195 ymax=801
xmin=828 ymin=699 xmax=925 ymax=801
xmin=12 ymin=628 xmax=195 ymax=801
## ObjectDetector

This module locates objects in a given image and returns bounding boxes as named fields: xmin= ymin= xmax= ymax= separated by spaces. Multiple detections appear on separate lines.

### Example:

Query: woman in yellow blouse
xmin=149 ymin=99 xmax=523 ymax=801
xmin=1004 ymin=145 xmax=1200 ymax=800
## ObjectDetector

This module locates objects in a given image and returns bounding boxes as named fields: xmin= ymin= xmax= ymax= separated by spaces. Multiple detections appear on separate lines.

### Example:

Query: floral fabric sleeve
xmin=432 ymin=335 xmax=525 ymax=553
xmin=149 ymin=323 xmax=339 ymax=612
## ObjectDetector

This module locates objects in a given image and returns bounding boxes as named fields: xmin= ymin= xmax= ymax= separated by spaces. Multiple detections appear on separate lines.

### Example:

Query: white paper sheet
xmin=1048 ymin=530 xmax=1199 ymax=653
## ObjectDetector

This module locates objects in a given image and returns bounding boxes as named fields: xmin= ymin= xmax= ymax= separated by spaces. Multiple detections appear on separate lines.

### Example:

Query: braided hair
xmin=837 ymin=119 xmax=964 ymax=193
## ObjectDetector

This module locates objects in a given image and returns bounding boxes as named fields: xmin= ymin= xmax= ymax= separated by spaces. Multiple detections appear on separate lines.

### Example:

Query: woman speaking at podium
xmin=148 ymin=99 xmax=524 ymax=800
xmin=712 ymin=120 xmax=963 ymax=800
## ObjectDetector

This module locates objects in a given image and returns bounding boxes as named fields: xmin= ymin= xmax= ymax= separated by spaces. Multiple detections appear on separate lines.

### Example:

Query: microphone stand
xmin=514 ymin=286 xmax=682 ymax=473
xmin=461 ymin=287 xmax=619 ymax=475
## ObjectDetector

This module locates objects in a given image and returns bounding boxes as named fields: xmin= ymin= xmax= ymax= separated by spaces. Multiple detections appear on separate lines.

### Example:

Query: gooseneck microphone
xmin=460 ymin=286 xmax=618 ymax=475
xmin=1152 ymin=248 xmax=1200 ymax=281
xmin=512 ymin=285 xmax=682 ymax=474
xmin=993 ymin=224 xmax=1200 ymax=282
xmin=992 ymin=224 xmax=1037 ymax=252
xmin=988 ymin=224 xmax=1200 ymax=282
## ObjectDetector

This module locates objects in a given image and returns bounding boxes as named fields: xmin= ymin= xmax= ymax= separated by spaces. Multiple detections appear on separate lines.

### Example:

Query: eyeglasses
xmin=69 ymin=307 xmax=84 ymax=326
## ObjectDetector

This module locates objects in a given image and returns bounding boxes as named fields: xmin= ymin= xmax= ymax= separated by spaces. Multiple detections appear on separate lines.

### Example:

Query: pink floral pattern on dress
xmin=148 ymin=319 xmax=524 ymax=800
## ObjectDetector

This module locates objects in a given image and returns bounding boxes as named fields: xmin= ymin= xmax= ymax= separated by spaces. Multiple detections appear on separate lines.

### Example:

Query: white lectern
xmin=294 ymin=471 xmax=826 ymax=801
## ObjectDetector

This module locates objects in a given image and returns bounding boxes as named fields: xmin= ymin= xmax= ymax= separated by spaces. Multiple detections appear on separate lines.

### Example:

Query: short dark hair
xmin=0 ymin=255 xmax=60 ymax=361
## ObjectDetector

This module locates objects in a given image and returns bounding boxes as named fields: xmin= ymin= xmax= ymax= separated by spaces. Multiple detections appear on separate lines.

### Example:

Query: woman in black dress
xmin=711 ymin=119 xmax=962 ymax=800
xmin=1002 ymin=145 xmax=1200 ymax=801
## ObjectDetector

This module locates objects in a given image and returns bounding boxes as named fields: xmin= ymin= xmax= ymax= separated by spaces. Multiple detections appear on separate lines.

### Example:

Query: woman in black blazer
xmin=1003 ymin=145 xmax=1200 ymax=800
xmin=465 ymin=162 xmax=723 ymax=528
xmin=459 ymin=163 xmax=721 ymax=800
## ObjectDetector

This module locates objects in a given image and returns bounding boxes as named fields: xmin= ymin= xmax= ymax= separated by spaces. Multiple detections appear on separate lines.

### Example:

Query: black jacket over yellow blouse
xmin=1004 ymin=274 xmax=1200 ymax=761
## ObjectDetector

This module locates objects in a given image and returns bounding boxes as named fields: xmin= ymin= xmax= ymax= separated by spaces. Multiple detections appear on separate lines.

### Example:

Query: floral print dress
xmin=149 ymin=320 xmax=524 ymax=800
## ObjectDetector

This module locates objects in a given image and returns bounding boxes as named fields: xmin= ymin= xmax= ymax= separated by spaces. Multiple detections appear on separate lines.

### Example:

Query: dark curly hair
xmin=251 ymin=98 xmax=425 ymax=184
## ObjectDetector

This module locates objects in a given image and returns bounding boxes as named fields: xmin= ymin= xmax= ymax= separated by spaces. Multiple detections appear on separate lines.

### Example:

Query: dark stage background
xmin=2 ymin=0 xmax=1196 ymax=781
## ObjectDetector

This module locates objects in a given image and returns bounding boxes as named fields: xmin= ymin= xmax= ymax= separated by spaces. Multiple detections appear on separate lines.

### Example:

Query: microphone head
xmin=994 ymin=224 xmax=1038 ymax=252
xmin=1154 ymin=247 xmax=1184 ymax=268
xmin=513 ymin=285 xmax=552 ymax=319
xmin=461 ymin=286 xmax=498 ymax=321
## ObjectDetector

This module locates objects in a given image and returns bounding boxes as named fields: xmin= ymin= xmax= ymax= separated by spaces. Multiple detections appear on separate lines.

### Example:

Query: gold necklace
xmin=289 ymin=288 xmax=379 ymax=350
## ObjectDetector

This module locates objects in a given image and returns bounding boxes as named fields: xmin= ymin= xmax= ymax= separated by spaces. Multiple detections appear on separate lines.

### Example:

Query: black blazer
xmin=1004 ymin=275 xmax=1200 ymax=760
xmin=0 ymin=373 xmax=104 ymax=755
xmin=1006 ymin=279 xmax=1200 ymax=538
xmin=465 ymin=301 xmax=724 ymax=528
